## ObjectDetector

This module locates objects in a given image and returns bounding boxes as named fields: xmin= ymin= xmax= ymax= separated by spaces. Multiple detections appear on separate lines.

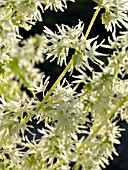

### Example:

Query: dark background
xmin=20 ymin=0 xmax=128 ymax=169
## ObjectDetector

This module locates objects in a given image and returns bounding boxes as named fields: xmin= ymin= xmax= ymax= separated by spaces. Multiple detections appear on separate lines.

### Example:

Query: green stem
xmin=35 ymin=59 xmax=72 ymax=112
xmin=85 ymin=5 xmax=101 ymax=39
xmin=20 ymin=60 xmax=72 ymax=125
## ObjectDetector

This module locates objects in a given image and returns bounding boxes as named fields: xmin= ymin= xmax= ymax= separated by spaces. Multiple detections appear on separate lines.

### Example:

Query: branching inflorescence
xmin=0 ymin=0 xmax=128 ymax=169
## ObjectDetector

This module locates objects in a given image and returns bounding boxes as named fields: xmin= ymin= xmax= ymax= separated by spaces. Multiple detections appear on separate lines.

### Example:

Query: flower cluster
xmin=0 ymin=0 xmax=74 ymax=88
xmin=0 ymin=0 xmax=128 ymax=170
xmin=43 ymin=21 xmax=84 ymax=66
xmin=101 ymin=0 xmax=128 ymax=32
xmin=43 ymin=21 xmax=105 ymax=72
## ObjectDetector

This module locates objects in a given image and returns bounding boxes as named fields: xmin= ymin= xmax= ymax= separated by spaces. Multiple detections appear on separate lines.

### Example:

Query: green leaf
xmin=7 ymin=57 xmax=20 ymax=73
xmin=72 ymin=53 xmax=79 ymax=67
xmin=0 ymin=62 xmax=5 ymax=75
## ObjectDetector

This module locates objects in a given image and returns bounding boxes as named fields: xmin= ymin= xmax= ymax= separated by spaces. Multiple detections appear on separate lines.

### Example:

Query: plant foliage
xmin=0 ymin=0 xmax=128 ymax=169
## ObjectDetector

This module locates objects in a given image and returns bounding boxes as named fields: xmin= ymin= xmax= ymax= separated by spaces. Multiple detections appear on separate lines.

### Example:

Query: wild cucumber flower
xmin=72 ymin=68 xmax=91 ymax=84
xmin=0 ymin=0 xmax=73 ymax=82
xmin=43 ymin=20 xmax=84 ymax=66
xmin=72 ymin=119 xmax=123 ymax=170
xmin=43 ymin=0 xmax=75 ymax=11
xmin=28 ymin=76 xmax=50 ymax=97
xmin=102 ymin=30 xmax=128 ymax=78
xmin=44 ymin=21 xmax=105 ymax=71
xmin=100 ymin=0 xmax=128 ymax=32
xmin=18 ymin=34 xmax=48 ymax=65
xmin=0 ymin=0 xmax=128 ymax=169
xmin=71 ymin=36 xmax=105 ymax=71
xmin=36 ymin=79 xmax=87 ymax=132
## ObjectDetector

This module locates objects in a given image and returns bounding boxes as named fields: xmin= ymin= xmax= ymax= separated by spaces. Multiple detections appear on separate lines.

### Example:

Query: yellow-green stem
xmin=35 ymin=59 xmax=72 ymax=112
xmin=85 ymin=5 xmax=101 ymax=38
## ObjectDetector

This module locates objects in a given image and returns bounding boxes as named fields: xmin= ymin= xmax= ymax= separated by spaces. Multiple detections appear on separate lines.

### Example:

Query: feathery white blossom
xmin=43 ymin=21 xmax=84 ymax=66
xmin=0 ymin=0 xmax=128 ymax=169
xmin=101 ymin=0 xmax=128 ymax=32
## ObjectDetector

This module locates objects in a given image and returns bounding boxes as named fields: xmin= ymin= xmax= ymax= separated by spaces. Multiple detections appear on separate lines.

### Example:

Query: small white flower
xmin=44 ymin=20 xmax=84 ymax=66
xmin=101 ymin=0 xmax=128 ymax=32
xmin=71 ymin=36 xmax=106 ymax=71
xmin=43 ymin=0 xmax=75 ymax=12
xmin=28 ymin=76 xmax=50 ymax=97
